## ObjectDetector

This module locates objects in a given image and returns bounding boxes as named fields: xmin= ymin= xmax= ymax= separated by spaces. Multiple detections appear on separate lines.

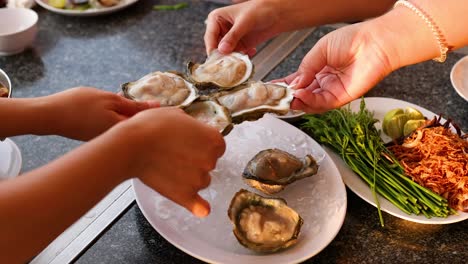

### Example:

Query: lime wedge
xmin=403 ymin=119 xmax=426 ymax=136
xmin=49 ymin=0 xmax=67 ymax=8
xmin=383 ymin=108 xmax=404 ymax=135
xmin=384 ymin=113 xmax=408 ymax=139
xmin=404 ymin=107 xmax=424 ymax=120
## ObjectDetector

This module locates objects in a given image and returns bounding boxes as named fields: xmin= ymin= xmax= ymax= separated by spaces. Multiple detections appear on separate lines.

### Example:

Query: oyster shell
xmin=183 ymin=100 xmax=233 ymax=136
xmin=214 ymin=81 xmax=294 ymax=123
xmin=243 ymin=148 xmax=318 ymax=194
xmin=122 ymin=71 xmax=198 ymax=107
xmin=228 ymin=189 xmax=303 ymax=253
xmin=187 ymin=50 xmax=253 ymax=90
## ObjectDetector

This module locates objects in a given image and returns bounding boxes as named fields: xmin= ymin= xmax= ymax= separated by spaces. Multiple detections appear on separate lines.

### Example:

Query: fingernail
xmin=146 ymin=100 xmax=160 ymax=108
xmin=218 ymin=42 xmax=231 ymax=53
xmin=193 ymin=203 xmax=210 ymax=218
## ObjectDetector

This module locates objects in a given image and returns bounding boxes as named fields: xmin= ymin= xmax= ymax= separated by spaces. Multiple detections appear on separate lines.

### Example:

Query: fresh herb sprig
xmin=301 ymin=99 xmax=453 ymax=226
xmin=153 ymin=2 xmax=188 ymax=11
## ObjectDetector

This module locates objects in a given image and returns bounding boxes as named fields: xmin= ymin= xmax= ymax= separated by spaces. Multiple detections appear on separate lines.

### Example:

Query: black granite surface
xmin=0 ymin=0 xmax=467 ymax=263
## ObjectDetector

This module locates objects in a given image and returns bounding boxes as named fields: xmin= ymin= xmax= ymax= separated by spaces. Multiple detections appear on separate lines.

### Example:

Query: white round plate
xmin=450 ymin=55 xmax=468 ymax=101
xmin=328 ymin=97 xmax=468 ymax=224
xmin=133 ymin=114 xmax=347 ymax=264
xmin=35 ymin=0 xmax=139 ymax=16
xmin=0 ymin=138 xmax=22 ymax=180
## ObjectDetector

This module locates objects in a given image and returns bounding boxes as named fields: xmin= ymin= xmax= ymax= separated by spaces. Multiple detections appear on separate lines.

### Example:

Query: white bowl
xmin=450 ymin=55 xmax=468 ymax=102
xmin=0 ymin=68 xmax=12 ymax=98
xmin=0 ymin=8 xmax=38 ymax=56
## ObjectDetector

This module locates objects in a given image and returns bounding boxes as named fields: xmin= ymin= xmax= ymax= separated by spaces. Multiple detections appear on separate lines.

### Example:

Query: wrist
xmin=366 ymin=5 xmax=441 ymax=70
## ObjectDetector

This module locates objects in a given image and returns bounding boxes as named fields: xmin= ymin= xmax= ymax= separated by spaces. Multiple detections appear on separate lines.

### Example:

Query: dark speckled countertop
xmin=1 ymin=1 xmax=467 ymax=263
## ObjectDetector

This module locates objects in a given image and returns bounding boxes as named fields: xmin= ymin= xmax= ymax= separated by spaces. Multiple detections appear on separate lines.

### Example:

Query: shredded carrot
xmin=388 ymin=126 xmax=468 ymax=212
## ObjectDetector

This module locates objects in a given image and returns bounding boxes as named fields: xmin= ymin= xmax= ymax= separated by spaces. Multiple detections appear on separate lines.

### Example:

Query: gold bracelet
xmin=394 ymin=0 xmax=449 ymax=63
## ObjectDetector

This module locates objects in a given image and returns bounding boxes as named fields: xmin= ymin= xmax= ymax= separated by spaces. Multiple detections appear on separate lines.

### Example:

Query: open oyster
xmin=122 ymin=71 xmax=198 ymax=107
xmin=243 ymin=148 xmax=318 ymax=194
xmin=228 ymin=189 xmax=303 ymax=253
xmin=183 ymin=100 xmax=233 ymax=136
xmin=214 ymin=81 xmax=294 ymax=123
xmin=187 ymin=50 xmax=253 ymax=90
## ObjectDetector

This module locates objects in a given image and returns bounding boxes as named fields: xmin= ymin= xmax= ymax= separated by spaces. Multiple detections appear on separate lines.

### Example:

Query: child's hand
xmin=44 ymin=87 xmax=158 ymax=141
xmin=115 ymin=107 xmax=226 ymax=217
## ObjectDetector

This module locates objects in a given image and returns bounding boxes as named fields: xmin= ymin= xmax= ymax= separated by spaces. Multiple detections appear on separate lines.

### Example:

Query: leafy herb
xmin=300 ymin=98 xmax=453 ymax=226
xmin=153 ymin=2 xmax=188 ymax=11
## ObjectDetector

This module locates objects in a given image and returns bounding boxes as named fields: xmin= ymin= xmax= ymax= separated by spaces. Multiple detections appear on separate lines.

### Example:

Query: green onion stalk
xmin=300 ymin=99 xmax=453 ymax=226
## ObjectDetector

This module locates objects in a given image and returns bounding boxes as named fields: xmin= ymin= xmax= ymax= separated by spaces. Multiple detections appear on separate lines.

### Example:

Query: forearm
xmin=368 ymin=0 xmax=468 ymax=70
xmin=267 ymin=0 xmax=396 ymax=32
xmin=0 ymin=125 xmax=136 ymax=262
xmin=0 ymin=98 xmax=52 ymax=138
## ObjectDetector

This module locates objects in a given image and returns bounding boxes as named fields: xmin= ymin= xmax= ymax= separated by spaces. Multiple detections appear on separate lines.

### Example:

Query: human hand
xmin=44 ymin=87 xmax=158 ymax=141
xmin=120 ymin=107 xmax=225 ymax=217
xmin=204 ymin=0 xmax=282 ymax=56
xmin=277 ymin=23 xmax=395 ymax=113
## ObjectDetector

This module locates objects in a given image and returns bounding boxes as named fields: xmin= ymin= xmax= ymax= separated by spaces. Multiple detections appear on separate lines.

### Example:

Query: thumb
xmin=290 ymin=43 xmax=327 ymax=89
xmin=218 ymin=16 xmax=252 ymax=54
xmin=188 ymin=194 xmax=211 ymax=218
xmin=116 ymin=97 xmax=160 ymax=117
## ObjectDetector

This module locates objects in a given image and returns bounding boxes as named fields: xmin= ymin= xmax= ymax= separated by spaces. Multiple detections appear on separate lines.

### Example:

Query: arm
xmin=204 ymin=0 xmax=396 ymax=54
xmin=276 ymin=0 xmax=468 ymax=113
xmin=0 ymin=87 xmax=157 ymax=140
xmin=0 ymin=108 xmax=225 ymax=263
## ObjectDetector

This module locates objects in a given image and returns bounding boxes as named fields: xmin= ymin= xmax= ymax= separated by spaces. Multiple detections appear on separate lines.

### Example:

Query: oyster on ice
xmin=228 ymin=189 xmax=303 ymax=253
xmin=243 ymin=148 xmax=318 ymax=194
xmin=214 ymin=81 xmax=294 ymax=123
xmin=187 ymin=50 xmax=253 ymax=89
xmin=184 ymin=100 xmax=233 ymax=136
xmin=122 ymin=71 xmax=198 ymax=107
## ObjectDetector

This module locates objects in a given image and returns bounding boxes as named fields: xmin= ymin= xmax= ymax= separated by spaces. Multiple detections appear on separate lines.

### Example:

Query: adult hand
xmin=204 ymin=1 xmax=281 ymax=56
xmin=44 ymin=87 xmax=158 ymax=141
xmin=122 ymin=107 xmax=226 ymax=217
xmin=277 ymin=22 xmax=395 ymax=113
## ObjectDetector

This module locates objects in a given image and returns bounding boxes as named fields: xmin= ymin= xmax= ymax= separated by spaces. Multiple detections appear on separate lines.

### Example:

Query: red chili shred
xmin=388 ymin=126 xmax=468 ymax=212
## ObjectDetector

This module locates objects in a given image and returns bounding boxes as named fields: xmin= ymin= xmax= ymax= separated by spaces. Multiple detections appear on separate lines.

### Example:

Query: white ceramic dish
xmin=133 ymin=114 xmax=347 ymax=264
xmin=330 ymin=97 xmax=468 ymax=224
xmin=0 ymin=8 xmax=38 ymax=56
xmin=450 ymin=55 xmax=468 ymax=101
xmin=35 ymin=0 xmax=139 ymax=16
xmin=0 ymin=138 xmax=22 ymax=180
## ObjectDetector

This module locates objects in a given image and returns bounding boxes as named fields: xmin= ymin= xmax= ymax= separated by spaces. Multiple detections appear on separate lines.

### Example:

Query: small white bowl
xmin=0 ymin=68 xmax=12 ymax=98
xmin=0 ymin=8 xmax=38 ymax=56
xmin=450 ymin=55 xmax=468 ymax=102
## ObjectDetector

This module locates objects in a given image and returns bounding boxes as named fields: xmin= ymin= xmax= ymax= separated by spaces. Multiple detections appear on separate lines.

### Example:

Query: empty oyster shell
xmin=122 ymin=71 xmax=198 ymax=107
xmin=214 ymin=81 xmax=294 ymax=123
xmin=243 ymin=148 xmax=318 ymax=194
xmin=187 ymin=50 xmax=253 ymax=90
xmin=183 ymin=100 xmax=233 ymax=136
xmin=228 ymin=189 xmax=303 ymax=253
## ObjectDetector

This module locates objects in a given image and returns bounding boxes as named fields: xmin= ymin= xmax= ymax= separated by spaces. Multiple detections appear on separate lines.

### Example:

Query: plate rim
xmin=133 ymin=115 xmax=348 ymax=263
xmin=35 ymin=0 xmax=139 ymax=16
xmin=450 ymin=55 xmax=468 ymax=101
xmin=340 ymin=96 xmax=468 ymax=224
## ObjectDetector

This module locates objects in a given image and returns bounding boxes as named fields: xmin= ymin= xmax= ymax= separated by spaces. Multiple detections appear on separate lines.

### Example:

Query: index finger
xmin=204 ymin=14 xmax=221 ymax=55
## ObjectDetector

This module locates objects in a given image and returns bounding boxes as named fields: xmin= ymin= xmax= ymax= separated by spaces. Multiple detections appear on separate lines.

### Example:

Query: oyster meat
xmin=122 ymin=71 xmax=198 ymax=107
xmin=214 ymin=81 xmax=294 ymax=123
xmin=187 ymin=49 xmax=253 ymax=89
xmin=228 ymin=189 xmax=303 ymax=253
xmin=243 ymin=148 xmax=318 ymax=194
xmin=183 ymin=100 xmax=233 ymax=136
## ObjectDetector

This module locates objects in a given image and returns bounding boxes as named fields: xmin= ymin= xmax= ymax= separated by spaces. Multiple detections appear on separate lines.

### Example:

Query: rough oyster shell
xmin=122 ymin=71 xmax=198 ymax=107
xmin=183 ymin=100 xmax=233 ymax=136
xmin=214 ymin=81 xmax=294 ymax=123
xmin=228 ymin=189 xmax=303 ymax=253
xmin=243 ymin=148 xmax=318 ymax=194
xmin=187 ymin=49 xmax=253 ymax=90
